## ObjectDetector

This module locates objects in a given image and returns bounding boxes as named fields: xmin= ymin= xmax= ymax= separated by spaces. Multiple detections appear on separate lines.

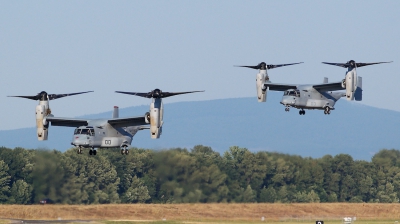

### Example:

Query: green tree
xmin=9 ymin=180 xmax=32 ymax=204
xmin=122 ymin=176 xmax=151 ymax=203
xmin=0 ymin=160 xmax=11 ymax=203
xmin=30 ymin=150 xmax=65 ymax=203
xmin=242 ymin=185 xmax=256 ymax=202
xmin=259 ymin=186 xmax=276 ymax=202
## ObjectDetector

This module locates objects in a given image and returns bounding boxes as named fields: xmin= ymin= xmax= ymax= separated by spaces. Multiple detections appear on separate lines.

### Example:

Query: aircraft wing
xmin=45 ymin=117 xmax=89 ymax=127
xmin=108 ymin=116 xmax=148 ymax=128
xmin=263 ymin=83 xmax=298 ymax=91
xmin=313 ymin=82 xmax=344 ymax=92
xmin=124 ymin=126 xmax=150 ymax=136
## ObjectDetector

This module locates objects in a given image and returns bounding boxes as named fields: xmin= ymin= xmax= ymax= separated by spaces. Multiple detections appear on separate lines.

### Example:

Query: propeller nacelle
xmin=8 ymin=91 xmax=93 ymax=140
xmin=236 ymin=62 xmax=303 ymax=102
xmin=322 ymin=60 xmax=392 ymax=101
xmin=115 ymin=89 xmax=204 ymax=139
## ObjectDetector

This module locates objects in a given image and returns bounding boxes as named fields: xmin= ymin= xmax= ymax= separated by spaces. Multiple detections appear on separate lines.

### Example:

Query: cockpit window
xmin=284 ymin=89 xmax=300 ymax=97
xmin=74 ymin=128 xmax=95 ymax=136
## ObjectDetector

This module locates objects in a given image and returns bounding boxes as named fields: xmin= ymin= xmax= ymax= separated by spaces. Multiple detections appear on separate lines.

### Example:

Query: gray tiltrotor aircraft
xmin=9 ymin=89 xmax=202 ymax=155
xmin=238 ymin=60 xmax=392 ymax=115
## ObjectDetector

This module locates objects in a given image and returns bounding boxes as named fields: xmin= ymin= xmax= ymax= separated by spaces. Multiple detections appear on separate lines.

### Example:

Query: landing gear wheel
xmin=89 ymin=150 xmax=93 ymax=155
xmin=299 ymin=110 xmax=305 ymax=115
xmin=93 ymin=150 xmax=97 ymax=155
xmin=324 ymin=107 xmax=331 ymax=115
xmin=285 ymin=107 xmax=290 ymax=112
xmin=120 ymin=147 xmax=129 ymax=155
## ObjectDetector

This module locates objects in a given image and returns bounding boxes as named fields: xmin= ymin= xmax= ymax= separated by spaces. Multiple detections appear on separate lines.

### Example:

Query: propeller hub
xmin=152 ymin=89 xmax=162 ymax=98
xmin=259 ymin=62 xmax=267 ymax=70
xmin=39 ymin=91 xmax=48 ymax=101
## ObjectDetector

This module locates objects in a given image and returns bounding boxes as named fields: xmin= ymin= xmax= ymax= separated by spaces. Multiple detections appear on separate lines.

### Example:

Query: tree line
xmin=0 ymin=145 xmax=399 ymax=204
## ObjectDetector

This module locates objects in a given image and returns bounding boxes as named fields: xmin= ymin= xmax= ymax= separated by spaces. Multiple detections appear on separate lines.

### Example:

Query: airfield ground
xmin=1 ymin=204 xmax=400 ymax=223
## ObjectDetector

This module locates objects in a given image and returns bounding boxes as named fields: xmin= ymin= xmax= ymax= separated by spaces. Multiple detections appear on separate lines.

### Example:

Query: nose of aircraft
xmin=72 ymin=135 xmax=92 ymax=147
xmin=281 ymin=96 xmax=295 ymax=105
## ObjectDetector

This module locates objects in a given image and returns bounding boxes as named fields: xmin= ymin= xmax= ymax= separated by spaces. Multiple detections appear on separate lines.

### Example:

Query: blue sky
xmin=1 ymin=1 xmax=399 ymax=130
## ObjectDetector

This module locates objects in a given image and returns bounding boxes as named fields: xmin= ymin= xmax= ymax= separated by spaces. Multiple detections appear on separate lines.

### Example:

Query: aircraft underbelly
xmin=305 ymin=100 xmax=326 ymax=108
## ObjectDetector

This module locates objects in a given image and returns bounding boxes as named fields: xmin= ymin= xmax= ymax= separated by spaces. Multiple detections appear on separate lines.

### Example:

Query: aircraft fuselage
xmin=71 ymin=122 xmax=134 ymax=149
xmin=280 ymin=85 xmax=344 ymax=111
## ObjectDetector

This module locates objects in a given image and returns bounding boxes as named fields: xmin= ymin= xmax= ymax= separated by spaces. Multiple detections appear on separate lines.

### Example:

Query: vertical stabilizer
xmin=112 ymin=106 xmax=119 ymax=118
xmin=355 ymin=76 xmax=362 ymax=101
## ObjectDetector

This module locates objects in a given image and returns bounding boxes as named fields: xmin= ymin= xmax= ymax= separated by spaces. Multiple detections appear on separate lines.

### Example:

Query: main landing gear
xmin=324 ymin=107 xmax=331 ymax=115
xmin=121 ymin=146 xmax=129 ymax=155
xmin=299 ymin=109 xmax=305 ymax=115
xmin=76 ymin=147 xmax=83 ymax=154
xmin=76 ymin=147 xmax=97 ymax=155
xmin=285 ymin=107 xmax=290 ymax=112
xmin=89 ymin=149 xmax=97 ymax=156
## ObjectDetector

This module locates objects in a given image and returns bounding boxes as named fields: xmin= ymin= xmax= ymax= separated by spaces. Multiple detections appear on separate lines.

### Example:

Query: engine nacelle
xmin=145 ymin=112 xmax=150 ymax=123
xmin=35 ymin=102 xmax=49 ymax=141
xmin=345 ymin=69 xmax=357 ymax=101
xmin=149 ymin=98 xmax=163 ymax=139
xmin=256 ymin=71 xmax=267 ymax=102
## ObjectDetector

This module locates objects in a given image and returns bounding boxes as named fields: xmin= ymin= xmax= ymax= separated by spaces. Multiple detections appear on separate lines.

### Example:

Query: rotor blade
xmin=321 ymin=62 xmax=349 ymax=68
xmin=48 ymin=91 xmax=94 ymax=100
xmin=356 ymin=61 xmax=393 ymax=68
xmin=115 ymin=91 xmax=152 ymax=98
xmin=267 ymin=62 xmax=303 ymax=69
xmin=234 ymin=65 xmax=261 ymax=70
xmin=160 ymin=90 xmax=205 ymax=98
xmin=323 ymin=61 xmax=393 ymax=68
xmin=7 ymin=95 xmax=39 ymax=100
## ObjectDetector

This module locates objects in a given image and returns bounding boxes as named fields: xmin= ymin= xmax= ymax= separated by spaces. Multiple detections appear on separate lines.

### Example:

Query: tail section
xmin=112 ymin=106 xmax=119 ymax=118
xmin=354 ymin=76 xmax=362 ymax=101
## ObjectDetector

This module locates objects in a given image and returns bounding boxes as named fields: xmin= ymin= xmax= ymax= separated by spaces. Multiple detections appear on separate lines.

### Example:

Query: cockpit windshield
xmin=74 ymin=128 xmax=95 ymax=136
xmin=284 ymin=89 xmax=300 ymax=97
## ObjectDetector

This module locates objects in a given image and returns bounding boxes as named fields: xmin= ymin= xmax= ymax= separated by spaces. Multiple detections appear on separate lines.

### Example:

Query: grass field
xmin=101 ymin=222 xmax=398 ymax=224
xmin=1 ymin=204 xmax=400 ymax=223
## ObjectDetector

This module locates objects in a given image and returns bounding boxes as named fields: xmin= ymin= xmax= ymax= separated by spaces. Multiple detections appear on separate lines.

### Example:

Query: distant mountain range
xmin=1 ymin=92 xmax=399 ymax=161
